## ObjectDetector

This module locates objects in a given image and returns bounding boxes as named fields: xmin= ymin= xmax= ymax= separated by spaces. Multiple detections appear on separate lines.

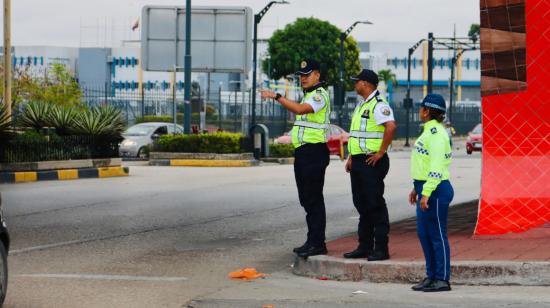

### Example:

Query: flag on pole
xmin=132 ymin=18 xmax=139 ymax=31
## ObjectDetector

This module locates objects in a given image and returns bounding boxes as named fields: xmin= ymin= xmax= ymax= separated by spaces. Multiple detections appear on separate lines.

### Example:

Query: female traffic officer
xmin=409 ymin=93 xmax=454 ymax=292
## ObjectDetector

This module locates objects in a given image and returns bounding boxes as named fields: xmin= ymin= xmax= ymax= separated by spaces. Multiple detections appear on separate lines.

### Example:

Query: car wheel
xmin=466 ymin=150 xmax=472 ymax=155
xmin=137 ymin=147 xmax=148 ymax=159
xmin=0 ymin=241 xmax=7 ymax=305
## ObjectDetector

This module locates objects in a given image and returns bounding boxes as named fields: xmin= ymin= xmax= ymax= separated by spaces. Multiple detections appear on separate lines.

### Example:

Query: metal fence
xmin=0 ymin=135 xmax=120 ymax=163
xmin=334 ymin=99 xmax=481 ymax=138
xmin=80 ymin=85 xmax=292 ymax=138
xmin=80 ymin=84 xmax=481 ymax=139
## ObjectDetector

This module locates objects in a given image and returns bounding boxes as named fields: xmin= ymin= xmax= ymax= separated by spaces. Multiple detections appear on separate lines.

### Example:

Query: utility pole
xmin=3 ymin=0 xmax=12 ymax=122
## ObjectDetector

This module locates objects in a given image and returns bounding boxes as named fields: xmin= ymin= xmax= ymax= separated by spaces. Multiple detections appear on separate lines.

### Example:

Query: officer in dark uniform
xmin=343 ymin=69 xmax=397 ymax=261
xmin=260 ymin=59 xmax=331 ymax=258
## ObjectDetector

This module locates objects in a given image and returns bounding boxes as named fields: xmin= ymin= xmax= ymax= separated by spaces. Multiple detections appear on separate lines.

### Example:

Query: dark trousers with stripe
xmin=350 ymin=153 xmax=390 ymax=252
xmin=414 ymin=180 xmax=454 ymax=281
xmin=294 ymin=143 xmax=330 ymax=247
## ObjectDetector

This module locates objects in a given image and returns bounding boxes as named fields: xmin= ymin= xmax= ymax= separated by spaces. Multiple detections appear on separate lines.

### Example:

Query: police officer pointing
xmin=344 ymin=69 xmax=396 ymax=261
xmin=260 ymin=59 xmax=331 ymax=258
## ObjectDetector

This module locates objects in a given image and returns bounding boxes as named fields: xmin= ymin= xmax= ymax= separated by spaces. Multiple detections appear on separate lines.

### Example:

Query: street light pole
xmin=404 ymin=39 xmax=426 ymax=147
xmin=338 ymin=21 xmax=372 ymax=128
xmin=183 ymin=0 xmax=192 ymax=134
xmin=250 ymin=1 xmax=289 ymax=131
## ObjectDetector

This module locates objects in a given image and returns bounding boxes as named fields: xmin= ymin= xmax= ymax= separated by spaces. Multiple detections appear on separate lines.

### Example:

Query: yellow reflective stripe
xmin=58 ymin=169 xmax=79 ymax=180
xmin=15 ymin=172 xmax=37 ymax=183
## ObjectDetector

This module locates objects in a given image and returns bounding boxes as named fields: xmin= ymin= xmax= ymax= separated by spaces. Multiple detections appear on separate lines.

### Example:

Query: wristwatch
xmin=274 ymin=93 xmax=282 ymax=101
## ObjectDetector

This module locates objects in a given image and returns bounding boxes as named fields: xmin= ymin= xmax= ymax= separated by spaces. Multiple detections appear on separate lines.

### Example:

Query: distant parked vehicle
xmin=119 ymin=122 xmax=184 ymax=158
xmin=274 ymin=124 xmax=349 ymax=157
xmin=466 ymin=123 xmax=482 ymax=154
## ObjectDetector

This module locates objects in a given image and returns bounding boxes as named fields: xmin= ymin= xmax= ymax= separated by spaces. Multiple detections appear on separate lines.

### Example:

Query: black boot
xmin=367 ymin=248 xmax=389 ymax=261
xmin=296 ymin=245 xmax=327 ymax=258
xmin=411 ymin=278 xmax=433 ymax=291
xmin=422 ymin=279 xmax=451 ymax=292
xmin=293 ymin=242 xmax=310 ymax=253
xmin=343 ymin=248 xmax=370 ymax=259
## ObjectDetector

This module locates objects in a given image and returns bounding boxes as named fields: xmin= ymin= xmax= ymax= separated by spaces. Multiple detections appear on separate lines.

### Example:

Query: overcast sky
xmin=3 ymin=0 xmax=479 ymax=47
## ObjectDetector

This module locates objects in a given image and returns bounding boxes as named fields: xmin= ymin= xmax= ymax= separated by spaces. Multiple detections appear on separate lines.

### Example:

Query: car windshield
xmin=472 ymin=124 xmax=482 ymax=134
xmin=124 ymin=125 xmax=156 ymax=136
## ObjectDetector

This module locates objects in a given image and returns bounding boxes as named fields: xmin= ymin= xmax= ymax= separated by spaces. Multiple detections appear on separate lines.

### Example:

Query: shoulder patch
xmin=430 ymin=127 xmax=438 ymax=134
xmin=313 ymin=95 xmax=322 ymax=102
xmin=381 ymin=106 xmax=391 ymax=116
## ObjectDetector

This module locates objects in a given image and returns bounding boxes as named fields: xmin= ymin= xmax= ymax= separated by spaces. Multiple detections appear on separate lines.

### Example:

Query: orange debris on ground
xmin=228 ymin=268 xmax=267 ymax=280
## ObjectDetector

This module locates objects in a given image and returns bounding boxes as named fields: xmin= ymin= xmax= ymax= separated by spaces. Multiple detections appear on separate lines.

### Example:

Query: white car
xmin=119 ymin=122 xmax=183 ymax=158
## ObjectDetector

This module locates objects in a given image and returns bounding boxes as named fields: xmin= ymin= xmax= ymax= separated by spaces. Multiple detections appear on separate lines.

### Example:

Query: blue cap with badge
xmin=421 ymin=93 xmax=447 ymax=112
xmin=296 ymin=59 xmax=321 ymax=75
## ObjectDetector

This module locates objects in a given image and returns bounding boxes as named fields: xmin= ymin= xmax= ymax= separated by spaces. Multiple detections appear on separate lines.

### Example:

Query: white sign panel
xmin=141 ymin=6 xmax=253 ymax=73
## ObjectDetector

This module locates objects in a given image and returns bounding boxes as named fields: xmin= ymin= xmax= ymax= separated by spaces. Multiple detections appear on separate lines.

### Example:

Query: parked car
xmin=466 ymin=123 xmax=482 ymax=154
xmin=0 ymin=193 xmax=10 ymax=306
xmin=119 ymin=122 xmax=184 ymax=158
xmin=274 ymin=124 xmax=349 ymax=157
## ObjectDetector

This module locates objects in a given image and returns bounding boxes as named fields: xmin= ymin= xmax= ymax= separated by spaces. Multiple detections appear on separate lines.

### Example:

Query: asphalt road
xmin=3 ymin=150 xmax=543 ymax=307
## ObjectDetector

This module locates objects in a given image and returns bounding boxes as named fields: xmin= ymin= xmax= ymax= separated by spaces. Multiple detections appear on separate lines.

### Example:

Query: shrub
xmin=269 ymin=143 xmax=295 ymax=158
xmin=156 ymin=132 xmax=245 ymax=153
xmin=73 ymin=105 xmax=125 ymax=137
xmin=0 ymin=104 xmax=10 ymax=135
xmin=135 ymin=115 xmax=174 ymax=124
xmin=47 ymin=104 xmax=77 ymax=136
xmin=18 ymin=101 xmax=52 ymax=132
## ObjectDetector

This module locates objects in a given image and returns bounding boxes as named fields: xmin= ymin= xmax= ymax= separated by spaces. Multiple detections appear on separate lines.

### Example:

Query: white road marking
xmin=16 ymin=273 xmax=188 ymax=282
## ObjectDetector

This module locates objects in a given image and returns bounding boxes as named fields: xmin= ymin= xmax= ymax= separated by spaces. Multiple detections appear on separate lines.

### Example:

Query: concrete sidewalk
xmin=293 ymin=201 xmax=550 ymax=286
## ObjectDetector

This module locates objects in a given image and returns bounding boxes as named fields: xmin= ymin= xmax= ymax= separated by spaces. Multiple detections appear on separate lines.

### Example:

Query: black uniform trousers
xmin=294 ymin=143 xmax=330 ymax=247
xmin=350 ymin=153 xmax=390 ymax=252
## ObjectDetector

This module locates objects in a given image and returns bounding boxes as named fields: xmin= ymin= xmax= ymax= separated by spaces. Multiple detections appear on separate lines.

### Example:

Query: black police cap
xmin=350 ymin=69 xmax=379 ymax=86
xmin=296 ymin=59 xmax=321 ymax=75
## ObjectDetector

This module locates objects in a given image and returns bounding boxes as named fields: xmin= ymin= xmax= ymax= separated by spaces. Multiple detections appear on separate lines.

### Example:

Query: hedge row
xmin=155 ymin=132 xmax=249 ymax=154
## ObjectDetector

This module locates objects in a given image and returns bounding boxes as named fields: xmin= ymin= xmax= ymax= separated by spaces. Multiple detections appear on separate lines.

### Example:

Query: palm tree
xmin=377 ymin=69 xmax=397 ymax=88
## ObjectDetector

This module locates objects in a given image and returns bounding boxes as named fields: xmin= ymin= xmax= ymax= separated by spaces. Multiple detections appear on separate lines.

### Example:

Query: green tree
xmin=468 ymin=24 xmax=480 ymax=42
xmin=0 ymin=63 xmax=82 ymax=109
xmin=36 ymin=63 xmax=82 ymax=107
xmin=262 ymin=17 xmax=361 ymax=90
xmin=377 ymin=69 xmax=397 ymax=88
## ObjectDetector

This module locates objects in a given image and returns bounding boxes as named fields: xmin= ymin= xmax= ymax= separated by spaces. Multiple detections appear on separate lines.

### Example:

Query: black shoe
xmin=422 ymin=279 xmax=451 ymax=292
xmin=367 ymin=249 xmax=389 ymax=261
xmin=411 ymin=278 xmax=433 ymax=291
xmin=296 ymin=245 xmax=328 ymax=258
xmin=293 ymin=242 xmax=310 ymax=253
xmin=343 ymin=248 xmax=370 ymax=259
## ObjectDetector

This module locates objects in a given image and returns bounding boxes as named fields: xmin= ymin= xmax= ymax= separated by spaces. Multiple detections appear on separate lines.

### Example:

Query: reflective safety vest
xmin=410 ymin=119 xmax=452 ymax=197
xmin=291 ymin=87 xmax=330 ymax=148
xmin=348 ymin=92 xmax=387 ymax=155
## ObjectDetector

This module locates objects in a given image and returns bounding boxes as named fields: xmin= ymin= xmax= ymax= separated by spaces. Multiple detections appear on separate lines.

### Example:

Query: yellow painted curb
xmin=58 ymin=169 xmax=79 ymax=180
xmin=170 ymin=160 xmax=253 ymax=167
xmin=98 ymin=167 xmax=129 ymax=178
xmin=15 ymin=172 xmax=38 ymax=183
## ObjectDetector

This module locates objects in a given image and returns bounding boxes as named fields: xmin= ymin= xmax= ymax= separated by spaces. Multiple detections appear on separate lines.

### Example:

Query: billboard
xmin=141 ymin=6 xmax=253 ymax=73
